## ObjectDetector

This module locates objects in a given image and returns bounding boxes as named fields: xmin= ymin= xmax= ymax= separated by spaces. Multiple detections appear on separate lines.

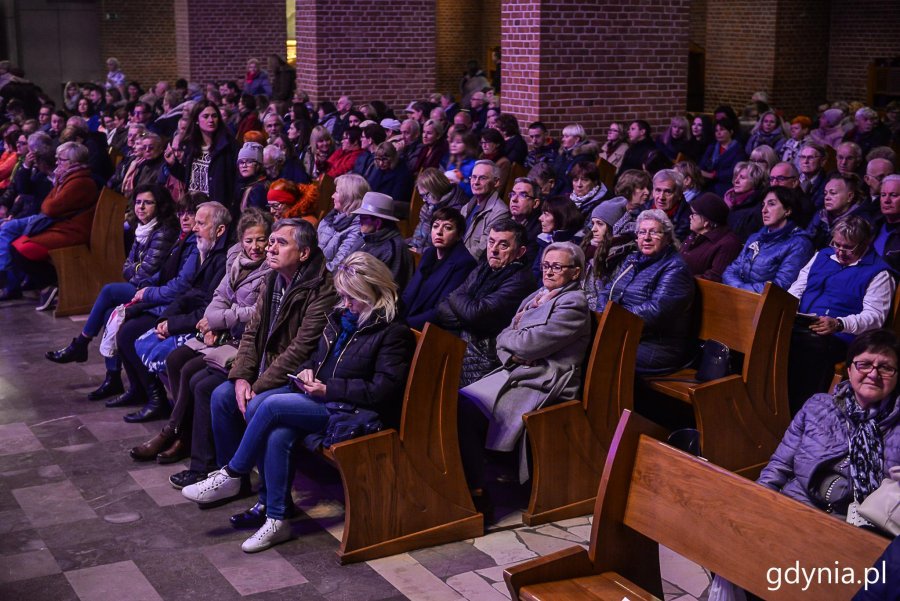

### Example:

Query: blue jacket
xmin=367 ymin=164 xmax=414 ymax=212
xmin=401 ymin=242 xmax=477 ymax=330
xmin=799 ymin=247 xmax=892 ymax=343
xmin=722 ymin=222 xmax=814 ymax=293
xmin=141 ymin=233 xmax=199 ymax=307
xmin=597 ymin=246 xmax=695 ymax=373
xmin=699 ymin=141 xmax=747 ymax=196
xmin=758 ymin=390 xmax=900 ymax=512
xmin=122 ymin=223 xmax=179 ymax=288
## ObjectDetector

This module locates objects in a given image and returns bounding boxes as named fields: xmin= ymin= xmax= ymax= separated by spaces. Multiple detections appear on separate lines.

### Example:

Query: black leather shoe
xmin=230 ymin=502 xmax=267 ymax=529
xmin=169 ymin=469 xmax=207 ymax=490
xmin=87 ymin=371 xmax=124 ymax=400
xmin=124 ymin=378 xmax=169 ymax=423
xmin=45 ymin=336 xmax=89 ymax=364
xmin=106 ymin=389 xmax=144 ymax=408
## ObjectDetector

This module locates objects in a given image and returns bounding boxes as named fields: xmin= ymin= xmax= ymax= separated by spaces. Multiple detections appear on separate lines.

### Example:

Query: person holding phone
xmin=182 ymin=252 xmax=415 ymax=553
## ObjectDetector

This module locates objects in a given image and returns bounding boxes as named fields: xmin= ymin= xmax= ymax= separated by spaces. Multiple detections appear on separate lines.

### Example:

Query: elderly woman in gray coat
xmin=457 ymin=241 xmax=591 ymax=518
xmin=129 ymin=209 xmax=273 ymax=464
xmin=318 ymin=173 xmax=367 ymax=272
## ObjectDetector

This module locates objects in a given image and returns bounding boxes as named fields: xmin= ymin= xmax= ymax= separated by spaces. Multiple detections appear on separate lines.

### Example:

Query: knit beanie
xmin=590 ymin=199 xmax=627 ymax=228
xmin=238 ymin=141 xmax=263 ymax=164
xmin=690 ymin=192 xmax=729 ymax=226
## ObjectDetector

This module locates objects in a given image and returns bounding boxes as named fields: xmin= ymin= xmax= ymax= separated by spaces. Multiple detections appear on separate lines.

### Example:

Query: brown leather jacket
xmin=229 ymin=248 xmax=338 ymax=393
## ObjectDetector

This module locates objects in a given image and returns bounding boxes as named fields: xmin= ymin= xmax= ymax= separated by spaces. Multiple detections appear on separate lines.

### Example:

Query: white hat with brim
xmin=352 ymin=191 xmax=398 ymax=222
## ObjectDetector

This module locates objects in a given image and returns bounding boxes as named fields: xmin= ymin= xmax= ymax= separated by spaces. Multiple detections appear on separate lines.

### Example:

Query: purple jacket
xmin=758 ymin=391 xmax=900 ymax=509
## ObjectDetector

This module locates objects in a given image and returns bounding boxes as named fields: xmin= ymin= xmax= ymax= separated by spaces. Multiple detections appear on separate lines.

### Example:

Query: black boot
xmin=45 ymin=335 xmax=90 ymax=364
xmin=87 ymin=370 xmax=124 ymax=401
xmin=106 ymin=388 xmax=144 ymax=408
xmin=124 ymin=379 xmax=170 ymax=423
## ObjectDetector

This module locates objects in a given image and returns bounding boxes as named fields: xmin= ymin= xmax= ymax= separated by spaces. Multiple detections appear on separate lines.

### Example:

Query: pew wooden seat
xmin=596 ymin=158 xmax=617 ymax=190
xmin=521 ymin=302 xmax=643 ymax=526
xmin=321 ymin=323 xmax=481 ymax=563
xmin=503 ymin=162 xmax=529 ymax=200
xmin=644 ymin=279 xmax=797 ymax=478
xmin=504 ymin=409 xmax=889 ymax=601
xmin=398 ymin=186 xmax=423 ymax=239
xmin=50 ymin=187 xmax=127 ymax=317
xmin=316 ymin=173 xmax=335 ymax=220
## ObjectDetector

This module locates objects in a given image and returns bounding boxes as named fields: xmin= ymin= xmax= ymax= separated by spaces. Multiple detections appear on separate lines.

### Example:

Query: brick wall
xmin=773 ymin=0 xmax=828 ymax=118
xmin=502 ymin=0 xmax=690 ymax=139
xmin=175 ymin=0 xmax=286 ymax=86
xmin=704 ymin=0 xmax=777 ymax=113
xmin=689 ymin=0 xmax=707 ymax=49
xmin=828 ymin=1 xmax=900 ymax=102
xmin=435 ymin=0 xmax=502 ymax=99
xmin=296 ymin=0 xmax=436 ymax=113
xmin=99 ymin=0 xmax=178 ymax=90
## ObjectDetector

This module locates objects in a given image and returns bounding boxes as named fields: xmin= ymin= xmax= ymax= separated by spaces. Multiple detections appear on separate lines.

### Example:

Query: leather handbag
xmin=695 ymin=339 xmax=730 ymax=382
xmin=321 ymin=402 xmax=383 ymax=447
xmin=858 ymin=465 xmax=900 ymax=536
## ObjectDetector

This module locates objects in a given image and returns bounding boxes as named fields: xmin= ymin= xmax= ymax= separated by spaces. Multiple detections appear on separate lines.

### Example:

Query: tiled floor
xmin=0 ymin=296 xmax=711 ymax=600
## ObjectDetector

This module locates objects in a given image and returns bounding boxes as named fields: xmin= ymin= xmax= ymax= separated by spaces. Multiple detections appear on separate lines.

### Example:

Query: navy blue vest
xmin=798 ymin=247 xmax=890 ymax=342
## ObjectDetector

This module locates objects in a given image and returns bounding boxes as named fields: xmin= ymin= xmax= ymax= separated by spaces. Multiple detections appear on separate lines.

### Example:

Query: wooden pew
xmin=644 ymin=279 xmax=797 ymax=478
xmin=505 ymin=409 xmax=888 ymax=601
xmin=596 ymin=158 xmax=617 ymax=190
xmin=398 ymin=186 xmax=422 ymax=239
xmin=324 ymin=323 xmax=482 ymax=563
xmin=316 ymin=173 xmax=335 ymax=220
xmin=824 ymin=144 xmax=837 ymax=173
xmin=521 ymin=302 xmax=643 ymax=526
xmin=503 ymin=162 xmax=529 ymax=200
xmin=50 ymin=187 xmax=127 ymax=317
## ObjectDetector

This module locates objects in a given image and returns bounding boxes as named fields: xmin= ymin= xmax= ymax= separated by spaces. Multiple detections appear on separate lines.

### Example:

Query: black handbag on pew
xmin=694 ymin=339 xmax=731 ymax=382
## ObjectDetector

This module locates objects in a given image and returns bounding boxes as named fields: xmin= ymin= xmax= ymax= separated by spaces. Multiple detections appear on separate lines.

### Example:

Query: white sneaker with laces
xmin=181 ymin=467 xmax=242 ymax=503
xmin=242 ymin=517 xmax=291 ymax=553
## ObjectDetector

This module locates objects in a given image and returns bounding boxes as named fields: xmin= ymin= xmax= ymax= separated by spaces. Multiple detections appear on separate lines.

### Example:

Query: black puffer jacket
xmin=297 ymin=309 xmax=415 ymax=428
xmin=358 ymin=225 xmax=414 ymax=291
xmin=123 ymin=223 xmax=179 ymax=287
xmin=158 ymin=235 xmax=229 ymax=333
xmin=434 ymin=258 xmax=536 ymax=385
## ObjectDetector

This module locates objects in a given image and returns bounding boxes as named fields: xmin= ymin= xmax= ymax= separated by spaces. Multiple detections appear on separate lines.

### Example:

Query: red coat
xmin=27 ymin=167 xmax=98 ymax=250
xmin=325 ymin=147 xmax=363 ymax=178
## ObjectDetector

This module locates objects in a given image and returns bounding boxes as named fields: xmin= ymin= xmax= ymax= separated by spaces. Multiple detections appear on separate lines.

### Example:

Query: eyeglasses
xmin=829 ymin=239 xmax=862 ymax=254
xmin=509 ymin=191 xmax=533 ymax=200
xmin=134 ymin=199 xmax=156 ymax=206
xmin=769 ymin=175 xmax=797 ymax=183
xmin=635 ymin=229 xmax=664 ymax=239
xmin=373 ymin=155 xmax=390 ymax=163
xmin=470 ymin=175 xmax=493 ymax=182
xmin=852 ymin=361 xmax=898 ymax=378
xmin=540 ymin=262 xmax=576 ymax=274
xmin=237 ymin=159 xmax=257 ymax=166
xmin=798 ymin=154 xmax=821 ymax=161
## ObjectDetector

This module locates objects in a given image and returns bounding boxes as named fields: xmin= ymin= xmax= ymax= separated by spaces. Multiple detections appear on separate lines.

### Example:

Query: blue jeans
xmin=0 ymin=214 xmax=38 ymax=273
xmin=217 ymin=387 xmax=329 ymax=520
xmin=210 ymin=383 xmax=292 ymax=514
xmin=83 ymin=282 xmax=136 ymax=371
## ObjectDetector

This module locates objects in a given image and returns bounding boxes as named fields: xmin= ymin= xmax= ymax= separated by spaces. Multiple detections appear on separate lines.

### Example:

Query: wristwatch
xmin=835 ymin=318 xmax=844 ymax=332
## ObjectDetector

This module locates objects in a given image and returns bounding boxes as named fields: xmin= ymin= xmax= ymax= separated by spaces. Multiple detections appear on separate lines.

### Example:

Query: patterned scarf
xmin=835 ymin=380 xmax=892 ymax=501
xmin=512 ymin=287 xmax=561 ymax=329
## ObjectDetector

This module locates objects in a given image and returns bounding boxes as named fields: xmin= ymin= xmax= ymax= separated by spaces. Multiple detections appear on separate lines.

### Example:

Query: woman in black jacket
xmin=44 ymin=184 xmax=181 ymax=399
xmin=170 ymin=99 xmax=237 ymax=207
xmin=181 ymin=252 xmax=415 ymax=553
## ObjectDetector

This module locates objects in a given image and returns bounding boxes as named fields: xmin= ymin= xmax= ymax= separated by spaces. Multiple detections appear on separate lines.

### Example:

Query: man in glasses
xmin=787 ymin=215 xmax=896 ymax=414
xmin=461 ymin=160 xmax=510 ymax=260
xmin=797 ymin=141 xmax=828 ymax=211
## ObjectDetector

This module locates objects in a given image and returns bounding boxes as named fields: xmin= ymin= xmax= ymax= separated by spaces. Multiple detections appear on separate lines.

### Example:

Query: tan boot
xmin=156 ymin=438 xmax=188 ymax=464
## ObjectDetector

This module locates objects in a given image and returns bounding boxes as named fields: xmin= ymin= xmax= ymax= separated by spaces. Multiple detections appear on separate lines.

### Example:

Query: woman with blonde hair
xmin=182 ymin=252 xmax=415 ymax=553
xmin=299 ymin=125 xmax=334 ymax=180
xmin=318 ymin=173 xmax=368 ymax=270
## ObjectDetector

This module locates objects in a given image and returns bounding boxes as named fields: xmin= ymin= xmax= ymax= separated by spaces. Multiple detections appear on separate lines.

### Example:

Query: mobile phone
xmin=286 ymin=373 xmax=302 ymax=383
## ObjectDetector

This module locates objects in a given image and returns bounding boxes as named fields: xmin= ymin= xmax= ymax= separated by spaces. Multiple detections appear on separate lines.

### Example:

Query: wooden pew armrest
xmin=504 ymin=545 xmax=593 ymax=599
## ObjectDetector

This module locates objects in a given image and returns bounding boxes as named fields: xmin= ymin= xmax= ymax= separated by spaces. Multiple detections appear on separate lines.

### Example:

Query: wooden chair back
xmin=317 ymin=173 xmax=335 ymax=219
xmin=824 ymin=144 xmax=837 ymax=173
xmin=596 ymin=158 xmax=617 ymax=190
xmin=503 ymin=162 xmax=529 ymax=200
xmin=673 ymin=152 xmax=687 ymax=164
xmin=89 ymin=188 xmax=127 ymax=259
xmin=522 ymin=302 xmax=643 ymax=525
xmin=400 ymin=186 xmax=423 ymax=239
xmin=588 ymin=411 xmax=887 ymax=600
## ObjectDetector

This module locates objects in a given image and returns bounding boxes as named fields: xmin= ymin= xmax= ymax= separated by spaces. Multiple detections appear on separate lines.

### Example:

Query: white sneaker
xmin=181 ymin=467 xmax=242 ymax=504
xmin=242 ymin=517 xmax=291 ymax=553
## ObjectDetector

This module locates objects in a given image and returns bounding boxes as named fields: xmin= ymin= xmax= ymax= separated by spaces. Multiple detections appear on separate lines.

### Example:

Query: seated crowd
xmin=4 ymin=56 xmax=900 ymax=560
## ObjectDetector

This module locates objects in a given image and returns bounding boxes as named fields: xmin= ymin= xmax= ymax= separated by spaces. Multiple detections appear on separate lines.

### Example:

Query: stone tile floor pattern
xmin=0 ymin=297 xmax=710 ymax=600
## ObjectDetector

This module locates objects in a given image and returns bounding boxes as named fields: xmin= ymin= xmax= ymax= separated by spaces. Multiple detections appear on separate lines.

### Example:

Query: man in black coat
xmin=118 ymin=201 xmax=231 ymax=423
xmin=618 ymin=120 xmax=657 ymax=175
xmin=434 ymin=219 xmax=536 ymax=386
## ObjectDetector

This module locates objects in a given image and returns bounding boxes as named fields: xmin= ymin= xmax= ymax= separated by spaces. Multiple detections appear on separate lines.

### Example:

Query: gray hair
xmin=734 ymin=161 xmax=769 ymax=190
xmin=800 ymin=140 xmax=826 ymax=158
xmin=652 ymin=169 xmax=684 ymax=197
xmin=56 ymin=141 xmax=89 ymax=164
xmin=772 ymin=161 xmax=799 ymax=178
xmin=882 ymin=174 xmax=900 ymax=189
xmin=856 ymin=107 xmax=879 ymax=121
xmin=27 ymin=131 xmax=53 ymax=156
xmin=197 ymin=201 xmax=232 ymax=231
xmin=423 ymin=118 xmax=444 ymax=137
xmin=562 ymin=123 xmax=586 ymax=139
xmin=272 ymin=217 xmax=318 ymax=251
xmin=402 ymin=119 xmax=420 ymax=137
xmin=543 ymin=241 xmax=585 ymax=281
xmin=473 ymin=159 xmax=500 ymax=180
xmin=263 ymin=144 xmax=285 ymax=163
xmin=636 ymin=208 xmax=679 ymax=249
xmin=837 ymin=141 xmax=862 ymax=159
xmin=832 ymin=214 xmax=874 ymax=245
